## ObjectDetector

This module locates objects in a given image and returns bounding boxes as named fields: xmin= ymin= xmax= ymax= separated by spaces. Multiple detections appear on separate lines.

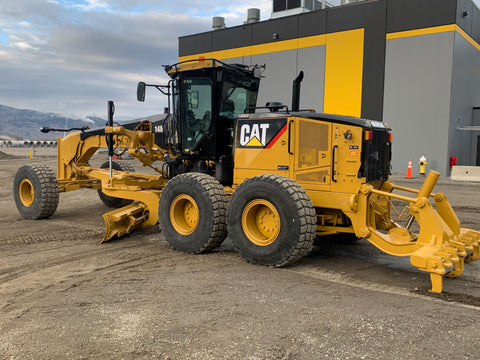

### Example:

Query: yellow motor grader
xmin=13 ymin=59 xmax=480 ymax=293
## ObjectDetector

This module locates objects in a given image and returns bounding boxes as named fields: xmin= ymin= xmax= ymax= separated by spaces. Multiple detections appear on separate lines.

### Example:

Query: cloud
xmin=73 ymin=0 xmax=110 ymax=11
xmin=0 ymin=0 xmax=271 ymax=120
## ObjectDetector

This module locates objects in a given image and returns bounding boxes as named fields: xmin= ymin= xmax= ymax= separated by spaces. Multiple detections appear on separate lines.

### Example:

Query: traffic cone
xmin=405 ymin=159 xmax=413 ymax=179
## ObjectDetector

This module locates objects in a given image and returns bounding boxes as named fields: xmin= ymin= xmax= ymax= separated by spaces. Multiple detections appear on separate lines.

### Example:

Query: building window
xmin=274 ymin=0 xmax=303 ymax=12
xmin=273 ymin=0 xmax=287 ymax=12
xmin=287 ymin=0 xmax=301 ymax=9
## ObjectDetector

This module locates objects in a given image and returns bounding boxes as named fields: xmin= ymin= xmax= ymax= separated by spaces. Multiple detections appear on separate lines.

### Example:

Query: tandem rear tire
xmin=227 ymin=174 xmax=316 ymax=267
xmin=158 ymin=173 xmax=229 ymax=254
xmin=13 ymin=164 xmax=59 ymax=219
xmin=97 ymin=160 xmax=135 ymax=208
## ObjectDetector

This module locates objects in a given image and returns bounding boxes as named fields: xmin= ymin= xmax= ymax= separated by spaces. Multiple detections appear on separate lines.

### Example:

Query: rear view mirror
xmin=137 ymin=81 xmax=146 ymax=102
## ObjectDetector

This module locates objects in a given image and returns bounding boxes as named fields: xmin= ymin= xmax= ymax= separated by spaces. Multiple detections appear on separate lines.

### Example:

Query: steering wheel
xmin=193 ymin=111 xmax=211 ymax=144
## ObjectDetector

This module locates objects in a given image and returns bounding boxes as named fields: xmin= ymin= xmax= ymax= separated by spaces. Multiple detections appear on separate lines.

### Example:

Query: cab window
xmin=181 ymin=78 xmax=212 ymax=152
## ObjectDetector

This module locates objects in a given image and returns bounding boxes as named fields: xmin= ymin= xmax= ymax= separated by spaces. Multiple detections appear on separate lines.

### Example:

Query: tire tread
xmin=14 ymin=164 xmax=59 ymax=219
xmin=228 ymin=174 xmax=316 ymax=267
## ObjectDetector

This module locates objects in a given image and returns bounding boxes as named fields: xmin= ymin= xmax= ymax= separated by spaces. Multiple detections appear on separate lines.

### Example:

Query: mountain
xmin=0 ymin=104 xmax=105 ymax=140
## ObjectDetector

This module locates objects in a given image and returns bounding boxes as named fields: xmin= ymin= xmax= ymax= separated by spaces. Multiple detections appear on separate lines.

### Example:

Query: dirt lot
xmin=1 ymin=147 xmax=480 ymax=359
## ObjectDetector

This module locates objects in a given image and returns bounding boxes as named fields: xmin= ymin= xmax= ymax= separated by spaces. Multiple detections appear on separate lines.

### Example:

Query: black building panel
xmin=298 ymin=10 xmax=327 ymax=37
xmin=179 ymin=32 xmax=212 ymax=57
xmin=386 ymin=0 xmax=457 ymax=33
xmin=212 ymin=25 xmax=252 ymax=52
xmin=251 ymin=16 xmax=299 ymax=45
xmin=457 ymin=0 xmax=474 ymax=34
xmin=288 ymin=0 xmax=301 ymax=9
xmin=273 ymin=0 xmax=287 ymax=12
xmin=472 ymin=5 xmax=480 ymax=44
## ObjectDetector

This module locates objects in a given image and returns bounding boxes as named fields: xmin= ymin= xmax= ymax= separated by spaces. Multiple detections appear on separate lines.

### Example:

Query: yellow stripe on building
xmin=455 ymin=25 xmax=480 ymax=52
xmin=178 ymin=34 xmax=327 ymax=62
xmin=386 ymin=24 xmax=456 ymax=40
xmin=386 ymin=23 xmax=480 ymax=52
xmin=324 ymin=28 xmax=365 ymax=118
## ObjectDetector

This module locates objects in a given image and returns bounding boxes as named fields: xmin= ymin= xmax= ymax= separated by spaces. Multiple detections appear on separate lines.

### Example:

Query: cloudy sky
xmin=3 ymin=0 xmax=480 ymax=121
xmin=0 ymin=0 xmax=271 ymax=120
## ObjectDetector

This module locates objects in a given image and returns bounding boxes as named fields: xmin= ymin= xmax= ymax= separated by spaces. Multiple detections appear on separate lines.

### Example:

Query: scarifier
xmin=13 ymin=59 xmax=480 ymax=293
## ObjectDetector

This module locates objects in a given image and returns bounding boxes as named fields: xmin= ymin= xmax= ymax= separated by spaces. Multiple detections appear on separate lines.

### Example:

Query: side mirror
xmin=137 ymin=81 xmax=146 ymax=102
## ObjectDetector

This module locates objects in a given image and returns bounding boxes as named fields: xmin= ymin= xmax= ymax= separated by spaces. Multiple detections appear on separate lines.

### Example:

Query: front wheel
xmin=158 ymin=173 xmax=228 ymax=253
xmin=13 ymin=164 xmax=59 ymax=219
xmin=227 ymin=174 xmax=316 ymax=267
xmin=97 ymin=160 xmax=135 ymax=208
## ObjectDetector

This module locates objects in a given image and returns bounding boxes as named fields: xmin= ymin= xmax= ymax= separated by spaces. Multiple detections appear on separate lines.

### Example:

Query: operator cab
xmin=138 ymin=59 xmax=260 ymax=183
xmin=168 ymin=60 xmax=260 ymax=159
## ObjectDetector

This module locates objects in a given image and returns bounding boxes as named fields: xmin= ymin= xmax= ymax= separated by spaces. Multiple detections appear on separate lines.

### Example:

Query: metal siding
xmin=449 ymin=32 xmax=480 ymax=167
xmin=252 ymin=51 xmax=299 ymax=108
xmin=298 ymin=10 xmax=327 ymax=37
xmin=457 ymin=0 xmax=473 ymax=34
xmin=361 ymin=2 xmax=387 ymax=121
xmin=383 ymin=32 xmax=455 ymax=176
xmin=472 ymin=4 xmax=480 ymax=44
xmin=212 ymin=25 xmax=252 ymax=52
xmin=179 ymin=33 xmax=212 ymax=57
xmin=297 ymin=45 xmax=326 ymax=112
xmin=386 ymin=0 xmax=457 ymax=33
xmin=218 ymin=56 xmax=251 ymax=67
xmin=251 ymin=16 xmax=299 ymax=45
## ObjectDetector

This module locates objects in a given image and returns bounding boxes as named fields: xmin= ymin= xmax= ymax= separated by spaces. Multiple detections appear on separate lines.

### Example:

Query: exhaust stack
xmin=291 ymin=71 xmax=304 ymax=112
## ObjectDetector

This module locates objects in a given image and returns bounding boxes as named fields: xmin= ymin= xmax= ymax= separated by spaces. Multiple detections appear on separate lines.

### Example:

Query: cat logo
xmin=239 ymin=123 xmax=270 ymax=147
xmin=236 ymin=118 xmax=287 ymax=149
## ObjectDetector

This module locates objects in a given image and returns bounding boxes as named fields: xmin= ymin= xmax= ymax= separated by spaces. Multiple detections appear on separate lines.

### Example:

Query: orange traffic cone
xmin=405 ymin=159 xmax=413 ymax=179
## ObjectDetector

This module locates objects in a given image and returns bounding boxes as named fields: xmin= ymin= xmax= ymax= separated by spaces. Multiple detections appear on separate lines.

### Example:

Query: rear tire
xmin=97 ymin=160 xmax=135 ymax=208
xmin=158 ymin=173 xmax=228 ymax=253
xmin=13 ymin=164 xmax=59 ymax=219
xmin=227 ymin=174 xmax=316 ymax=267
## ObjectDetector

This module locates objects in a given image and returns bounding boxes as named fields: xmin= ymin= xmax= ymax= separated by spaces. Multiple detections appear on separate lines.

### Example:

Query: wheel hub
xmin=170 ymin=194 xmax=199 ymax=235
xmin=242 ymin=199 xmax=280 ymax=246
xmin=19 ymin=179 xmax=35 ymax=207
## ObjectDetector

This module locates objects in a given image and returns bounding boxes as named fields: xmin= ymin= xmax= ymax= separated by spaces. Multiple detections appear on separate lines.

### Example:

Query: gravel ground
xmin=1 ymin=147 xmax=480 ymax=359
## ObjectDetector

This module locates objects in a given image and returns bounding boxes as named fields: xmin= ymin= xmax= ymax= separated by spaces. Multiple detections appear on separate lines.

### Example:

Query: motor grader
xmin=13 ymin=59 xmax=480 ymax=293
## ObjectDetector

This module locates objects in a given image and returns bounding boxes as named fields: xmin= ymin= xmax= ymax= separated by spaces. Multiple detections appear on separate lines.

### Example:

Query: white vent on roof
xmin=245 ymin=8 xmax=261 ymax=24
xmin=212 ymin=16 xmax=226 ymax=30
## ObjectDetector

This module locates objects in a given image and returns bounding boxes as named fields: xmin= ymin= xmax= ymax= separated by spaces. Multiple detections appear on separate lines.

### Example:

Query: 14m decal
xmin=236 ymin=118 xmax=287 ymax=149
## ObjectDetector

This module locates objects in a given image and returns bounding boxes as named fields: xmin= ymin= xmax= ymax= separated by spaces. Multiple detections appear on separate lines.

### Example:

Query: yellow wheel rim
xmin=19 ymin=179 xmax=35 ymax=207
xmin=170 ymin=194 xmax=199 ymax=235
xmin=242 ymin=199 xmax=280 ymax=246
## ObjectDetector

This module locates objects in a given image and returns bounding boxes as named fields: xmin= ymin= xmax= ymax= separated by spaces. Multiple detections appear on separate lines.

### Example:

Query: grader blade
xmin=101 ymin=202 xmax=148 ymax=243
